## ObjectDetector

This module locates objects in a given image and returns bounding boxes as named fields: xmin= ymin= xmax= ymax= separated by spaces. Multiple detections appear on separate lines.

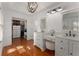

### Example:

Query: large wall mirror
xmin=63 ymin=11 xmax=79 ymax=32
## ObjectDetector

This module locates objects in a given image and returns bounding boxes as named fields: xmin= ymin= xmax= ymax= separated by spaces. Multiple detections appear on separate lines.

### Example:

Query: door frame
xmin=12 ymin=17 xmax=27 ymax=42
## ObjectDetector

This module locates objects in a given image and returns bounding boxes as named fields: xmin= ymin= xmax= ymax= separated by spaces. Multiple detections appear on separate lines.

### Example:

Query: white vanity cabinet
xmin=55 ymin=35 xmax=79 ymax=56
xmin=34 ymin=32 xmax=46 ymax=51
xmin=69 ymin=40 xmax=79 ymax=56
xmin=55 ymin=37 xmax=69 ymax=56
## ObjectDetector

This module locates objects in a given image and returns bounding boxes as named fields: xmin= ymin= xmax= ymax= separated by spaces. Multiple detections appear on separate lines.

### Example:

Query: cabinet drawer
xmin=55 ymin=38 xmax=68 ymax=46
xmin=55 ymin=46 xmax=65 ymax=56
xmin=55 ymin=38 xmax=68 ymax=56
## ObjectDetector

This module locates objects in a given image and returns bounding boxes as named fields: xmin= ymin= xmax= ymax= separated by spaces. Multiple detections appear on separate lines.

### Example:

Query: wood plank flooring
xmin=2 ymin=38 xmax=55 ymax=56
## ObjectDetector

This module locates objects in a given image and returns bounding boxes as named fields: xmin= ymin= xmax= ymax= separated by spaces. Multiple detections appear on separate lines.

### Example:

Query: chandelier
xmin=27 ymin=2 xmax=38 ymax=13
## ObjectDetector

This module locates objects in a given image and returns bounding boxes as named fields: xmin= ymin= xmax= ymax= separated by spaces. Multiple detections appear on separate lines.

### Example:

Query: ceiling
xmin=2 ymin=2 xmax=79 ymax=15
xmin=3 ymin=2 xmax=61 ymax=14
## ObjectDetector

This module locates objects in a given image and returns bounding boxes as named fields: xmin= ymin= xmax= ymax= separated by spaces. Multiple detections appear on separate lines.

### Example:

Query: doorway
xmin=20 ymin=21 xmax=25 ymax=38
xmin=12 ymin=17 xmax=27 ymax=41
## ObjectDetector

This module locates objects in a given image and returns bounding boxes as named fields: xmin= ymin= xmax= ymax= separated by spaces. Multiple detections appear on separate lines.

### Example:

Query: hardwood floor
xmin=2 ymin=38 xmax=55 ymax=56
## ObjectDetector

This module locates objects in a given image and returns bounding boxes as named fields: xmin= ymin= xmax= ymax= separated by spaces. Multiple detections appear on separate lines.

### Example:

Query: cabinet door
xmin=34 ymin=32 xmax=45 ymax=50
xmin=69 ymin=40 xmax=79 ymax=56
xmin=55 ymin=38 xmax=68 ymax=56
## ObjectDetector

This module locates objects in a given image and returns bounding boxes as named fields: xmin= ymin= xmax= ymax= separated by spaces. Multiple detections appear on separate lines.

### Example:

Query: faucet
xmin=65 ymin=30 xmax=76 ymax=37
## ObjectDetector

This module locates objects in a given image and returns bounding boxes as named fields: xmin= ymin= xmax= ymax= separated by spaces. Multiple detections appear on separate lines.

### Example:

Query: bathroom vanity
xmin=34 ymin=32 xmax=46 ymax=51
xmin=55 ymin=10 xmax=79 ymax=56
xmin=55 ymin=34 xmax=79 ymax=56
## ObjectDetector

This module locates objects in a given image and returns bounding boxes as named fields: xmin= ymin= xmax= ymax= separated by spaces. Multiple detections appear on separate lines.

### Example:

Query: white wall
xmin=0 ymin=10 xmax=3 ymax=41
xmin=32 ymin=10 xmax=63 ymax=36
xmin=0 ymin=3 xmax=3 ymax=55
xmin=46 ymin=13 xmax=63 ymax=33
xmin=27 ymin=17 xmax=35 ymax=40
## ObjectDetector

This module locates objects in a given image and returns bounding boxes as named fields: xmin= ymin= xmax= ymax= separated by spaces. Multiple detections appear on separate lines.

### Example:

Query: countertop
xmin=55 ymin=34 xmax=79 ymax=41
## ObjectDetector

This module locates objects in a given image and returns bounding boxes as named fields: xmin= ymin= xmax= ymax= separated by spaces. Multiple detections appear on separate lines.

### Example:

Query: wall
xmin=33 ymin=10 xmax=63 ymax=36
xmin=27 ymin=16 xmax=35 ymax=40
xmin=0 ymin=7 xmax=3 ymax=41
xmin=0 ymin=3 xmax=3 ymax=55
xmin=46 ymin=13 xmax=63 ymax=33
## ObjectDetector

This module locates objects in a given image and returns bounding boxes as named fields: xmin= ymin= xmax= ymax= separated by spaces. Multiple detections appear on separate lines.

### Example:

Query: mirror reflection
xmin=63 ymin=12 xmax=79 ymax=32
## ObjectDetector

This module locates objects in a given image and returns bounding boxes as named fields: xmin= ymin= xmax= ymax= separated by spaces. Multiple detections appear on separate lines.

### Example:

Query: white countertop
xmin=55 ymin=34 xmax=79 ymax=41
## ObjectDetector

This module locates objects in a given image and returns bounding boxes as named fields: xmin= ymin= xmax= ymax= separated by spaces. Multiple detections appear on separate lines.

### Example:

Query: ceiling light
xmin=51 ymin=9 xmax=56 ymax=14
xmin=56 ymin=7 xmax=63 ymax=12
xmin=27 ymin=2 xmax=38 ymax=13
xmin=47 ymin=7 xmax=63 ymax=15
xmin=47 ymin=12 xmax=51 ymax=15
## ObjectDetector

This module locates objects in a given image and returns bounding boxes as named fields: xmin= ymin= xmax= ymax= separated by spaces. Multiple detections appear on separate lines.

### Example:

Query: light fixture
xmin=56 ymin=7 xmax=63 ymax=12
xmin=27 ymin=2 xmax=38 ymax=13
xmin=47 ymin=7 xmax=63 ymax=15
xmin=51 ymin=9 xmax=56 ymax=14
xmin=47 ymin=11 xmax=51 ymax=15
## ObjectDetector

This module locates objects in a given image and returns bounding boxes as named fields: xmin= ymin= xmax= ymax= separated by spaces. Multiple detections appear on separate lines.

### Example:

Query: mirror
xmin=63 ymin=12 xmax=79 ymax=32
